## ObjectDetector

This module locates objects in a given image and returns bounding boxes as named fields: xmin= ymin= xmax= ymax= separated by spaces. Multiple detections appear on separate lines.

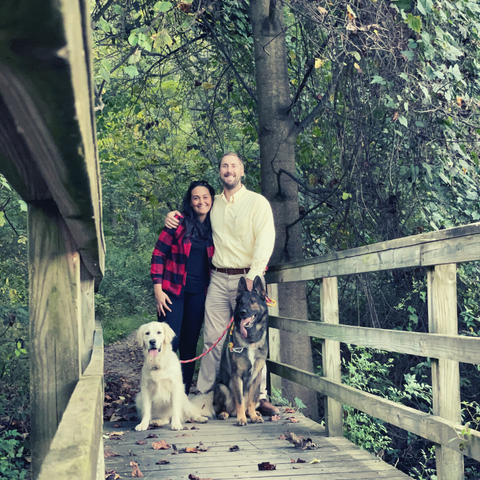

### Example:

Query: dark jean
xmin=157 ymin=290 xmax=205 ymax=394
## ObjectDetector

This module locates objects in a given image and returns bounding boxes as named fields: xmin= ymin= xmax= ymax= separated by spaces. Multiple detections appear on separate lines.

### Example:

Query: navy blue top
xmin=184 ymin=238 xmax=209 ymax=293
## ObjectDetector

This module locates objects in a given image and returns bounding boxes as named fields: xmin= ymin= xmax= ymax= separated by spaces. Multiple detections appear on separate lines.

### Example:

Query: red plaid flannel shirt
xmin=150 ymin=218 xmax=214 ymax=296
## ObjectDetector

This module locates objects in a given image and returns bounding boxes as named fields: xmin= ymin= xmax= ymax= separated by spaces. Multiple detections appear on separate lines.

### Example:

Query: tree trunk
xmin=250 ymin=0 xmax=318 ymax=420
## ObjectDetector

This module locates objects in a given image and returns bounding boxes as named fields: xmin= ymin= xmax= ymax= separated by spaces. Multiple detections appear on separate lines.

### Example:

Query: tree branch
xmin=201 ymin=16 xmax=258 ymax=104
xmin=92 ymin=0 xmax=115 ymax=24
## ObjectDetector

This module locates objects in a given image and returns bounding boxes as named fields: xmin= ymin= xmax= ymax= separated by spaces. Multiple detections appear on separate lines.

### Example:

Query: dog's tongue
xmin=149 ymin=348 xmax=159 ymax=357
xmin=240 ymin=317 xmax=253 ymax=338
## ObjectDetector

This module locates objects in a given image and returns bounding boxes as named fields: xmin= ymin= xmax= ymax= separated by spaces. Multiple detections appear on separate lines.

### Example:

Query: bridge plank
xmin=103 ymin=415 xmax=410 ymax=479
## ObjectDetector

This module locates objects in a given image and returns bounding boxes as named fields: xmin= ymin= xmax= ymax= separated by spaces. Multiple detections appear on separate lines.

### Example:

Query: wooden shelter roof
xmin=0 ymin=0 xmax=104 ymax=283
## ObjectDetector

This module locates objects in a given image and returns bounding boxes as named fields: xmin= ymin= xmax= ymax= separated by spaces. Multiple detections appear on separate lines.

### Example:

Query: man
xmin=165 ymin=152 xmax=279 ymax=415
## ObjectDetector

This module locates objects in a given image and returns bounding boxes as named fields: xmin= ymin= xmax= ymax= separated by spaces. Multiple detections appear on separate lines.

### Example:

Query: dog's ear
xmin=136 ymin=324 xmax=146 ymax=346
xmin=253 ymin=276 xmax=266 ymax=299
xmin=237 ymin=276 xmax=248 ymax=295
xmin=162 ymin=322 xmax=176 ymax=347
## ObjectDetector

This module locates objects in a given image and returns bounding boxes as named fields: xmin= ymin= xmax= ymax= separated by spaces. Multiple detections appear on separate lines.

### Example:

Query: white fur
xmin=135 ymin=322 xmax=209 ymax=431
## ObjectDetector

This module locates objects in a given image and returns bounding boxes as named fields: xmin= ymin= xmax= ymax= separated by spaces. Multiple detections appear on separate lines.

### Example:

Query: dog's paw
xmin=171 ymin=419 xmax=183 ymax=431
xmin=236 ymin=416 xmax=247 ymax=426
xmin=191 ymin=415 xmax=209 ymax=424
xmin=250 ymin=412 xmax=264 ymax=424
xmin=135 ymin=422 xmax=149 ymax=431
xmin=218 ymin=412 xmax=229 ymax=421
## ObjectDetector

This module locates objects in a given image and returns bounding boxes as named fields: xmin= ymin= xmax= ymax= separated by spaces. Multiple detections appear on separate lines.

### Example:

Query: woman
xmin=150 ymin=180 xmax=215 ymax=394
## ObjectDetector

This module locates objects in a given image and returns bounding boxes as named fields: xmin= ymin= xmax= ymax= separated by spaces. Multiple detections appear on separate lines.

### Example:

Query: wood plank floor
xmin=103 ymin=408 xmax=410 ymax=479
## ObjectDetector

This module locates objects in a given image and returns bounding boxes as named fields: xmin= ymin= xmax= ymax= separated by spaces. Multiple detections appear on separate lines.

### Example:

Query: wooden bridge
xmin=1 ymin=3 xmax=480 ymax=480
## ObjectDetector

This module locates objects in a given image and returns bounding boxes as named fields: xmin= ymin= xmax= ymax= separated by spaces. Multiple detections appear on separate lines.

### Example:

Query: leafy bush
xmin=0 ymin=430 xmax=29 ymax=479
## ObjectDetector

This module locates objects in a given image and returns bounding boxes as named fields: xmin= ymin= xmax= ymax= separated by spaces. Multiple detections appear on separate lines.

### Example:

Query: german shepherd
xmin=213 ymin=276 xmax=269 ymax=426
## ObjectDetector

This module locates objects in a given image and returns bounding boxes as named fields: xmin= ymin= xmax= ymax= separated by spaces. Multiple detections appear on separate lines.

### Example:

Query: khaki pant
xmin=196 ymin=270 xmax=267 ymax=397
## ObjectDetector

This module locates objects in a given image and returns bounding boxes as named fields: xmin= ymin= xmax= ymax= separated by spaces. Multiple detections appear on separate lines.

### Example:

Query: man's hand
xmin=165 ymin=211 xmax=181 ymax=229
xmin=154 ymin=284 xmax=172 ymax=316
xmin=245 ymin=278 xmax=253 ymax=291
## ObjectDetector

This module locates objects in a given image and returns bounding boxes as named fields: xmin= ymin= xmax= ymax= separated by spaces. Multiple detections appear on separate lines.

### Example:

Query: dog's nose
xmin=149 ymin=339 xmax=156 ymax=347
xmin=239 ymin=308 xmax=247 ymax=316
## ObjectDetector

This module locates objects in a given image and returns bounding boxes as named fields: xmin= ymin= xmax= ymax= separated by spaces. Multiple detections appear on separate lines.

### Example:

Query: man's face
xmin=219 ymin=154 xmax=244 ymax=190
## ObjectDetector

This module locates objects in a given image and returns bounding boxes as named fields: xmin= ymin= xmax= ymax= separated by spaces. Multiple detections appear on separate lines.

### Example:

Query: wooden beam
xmin=320 ymin=277 xmax=343 ymax=436
xmin=268 ymin=316 xmax=480 ymax=364
xmin=267 ymin=284 xmax=282 ymax=395
xmin=266 ymin=223 xmax=480 ymax=283
xmin=0 ymin=0 xmax=104 ymax=282
xmin=267 ymin=360 xmax=480 ymax=462
xmin=80 ymin=262 xmax=95 ymax=374
xmin=37 ymin=375 xmax=103 ymax=480
xmin=29 ymin=203 xmax=82 ymax=478
xmin=428 ymin=265 xmax=463 ymax=480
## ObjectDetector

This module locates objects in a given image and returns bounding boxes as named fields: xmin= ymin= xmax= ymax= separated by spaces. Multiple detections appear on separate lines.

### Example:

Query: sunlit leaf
xmin=154 ymin=1 xmax=171 ymax=12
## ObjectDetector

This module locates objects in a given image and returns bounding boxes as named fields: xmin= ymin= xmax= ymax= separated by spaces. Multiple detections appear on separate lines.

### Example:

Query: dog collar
xmin=228 ymin=340 xmax=256 ymax=353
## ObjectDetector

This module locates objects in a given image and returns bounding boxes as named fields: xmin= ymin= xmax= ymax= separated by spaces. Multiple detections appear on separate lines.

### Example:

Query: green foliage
xmin=95 ymin=239 xmax=156 ymax=321
xmin=0 ymin=430 xmax=29 ymax=480
xmin=102 ymin=314 xmax=154 ymax=345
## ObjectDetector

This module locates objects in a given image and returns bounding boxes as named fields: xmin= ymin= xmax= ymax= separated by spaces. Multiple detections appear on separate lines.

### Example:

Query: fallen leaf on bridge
xmin=152 ymin=440 xmax=171 ymax=450
xmin=229 ymin=445 xmax=240 ymax=451
xmin=175 ymin=433 xmax=192 ymax=437
xmin=105 ymin=470 xmax=120 ymax=480
xmin=146 ymin=433 xmax=158 ymax=438
xmin=286 ymin=417 xmax=299 ymax=423
xmin=104 ymin=450 xmax=122 ymax=457
xmin=309 ymin=458 xmax=321 ymax=464
xmin=188 ymin=475 xmax=213 ymax=480
xmin=283 ymin=431 xmax=319 ymax=450
xmin=284 ymin=408 xmax=296 ymax=413
xmin=136 ymin=440 xmax=147 ymax=445
xmin=130 ymin=460 xmax=144 ymax=477
xmin=269 ymin=415 xmax=281 ymax=421
xmin=190 ymin=426 xmax=200 ymax=430
xmin=258 ymin=462 xmax=276 ymax=471
xmin=156 ymin=459 xmax=170 ymax=465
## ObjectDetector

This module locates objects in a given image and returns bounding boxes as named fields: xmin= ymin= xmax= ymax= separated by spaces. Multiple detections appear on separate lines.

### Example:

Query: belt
xmin=212 ymin=266 xmax=250 ymax=275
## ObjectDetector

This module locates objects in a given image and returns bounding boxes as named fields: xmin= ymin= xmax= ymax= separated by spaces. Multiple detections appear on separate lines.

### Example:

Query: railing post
xmin=320 ymin=277 xmax=343 ymax=436
xmin=267 ymin=283 xmax=282 ymax=395
xmin=428 ymin=264 xmax=464 ymax=480
xmin=29 ymin=203 xmax=82 ymax=478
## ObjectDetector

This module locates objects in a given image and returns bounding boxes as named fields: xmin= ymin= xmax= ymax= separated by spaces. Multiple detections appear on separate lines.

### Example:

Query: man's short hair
xmin=221 ymin=152 xmax=244 ymax=166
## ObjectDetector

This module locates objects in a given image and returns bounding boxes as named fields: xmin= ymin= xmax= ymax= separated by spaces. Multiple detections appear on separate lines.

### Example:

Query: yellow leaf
xmin=314 ymin=58 xmax=325 ymax=69
xmin=202 ymin=82 xmax=214 ymax=90
xmin=310 ymin=459 xmax=321 ymax=464
xmin=318 ymin=6 xmax=327 ymax=14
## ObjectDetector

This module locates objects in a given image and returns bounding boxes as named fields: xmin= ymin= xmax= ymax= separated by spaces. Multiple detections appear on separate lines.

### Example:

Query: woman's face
xmin=190 ymin=186 xmax=212 ymax=221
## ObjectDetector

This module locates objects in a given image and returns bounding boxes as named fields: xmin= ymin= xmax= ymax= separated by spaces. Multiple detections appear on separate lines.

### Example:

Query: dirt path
xmin=103 ymin=332 xmax=143 ymax=422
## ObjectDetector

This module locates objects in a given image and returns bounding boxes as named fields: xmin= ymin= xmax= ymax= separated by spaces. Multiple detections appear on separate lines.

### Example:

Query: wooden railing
xmin=37 ymin=323 xmax=104 ymax=480
xmin=0 ymin=1 xmax=104 ymax=478
xmin=265 ymin=222 xmax=480 ymax=480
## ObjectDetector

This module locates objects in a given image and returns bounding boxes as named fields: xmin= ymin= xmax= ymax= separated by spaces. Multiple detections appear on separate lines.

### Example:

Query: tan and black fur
xmin=213 ymin=276 xmax=269 ymax=426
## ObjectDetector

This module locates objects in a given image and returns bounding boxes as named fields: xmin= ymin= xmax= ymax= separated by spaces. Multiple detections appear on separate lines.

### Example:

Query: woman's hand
xmin=165 ymin=211 xmax=181 ymax=229
xmin=154 ymin=284 xmax=172 ymax=316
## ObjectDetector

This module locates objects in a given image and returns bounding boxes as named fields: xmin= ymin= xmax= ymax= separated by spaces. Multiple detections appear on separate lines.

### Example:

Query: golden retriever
xmin=135 ymin=322 xmax=209 ymax=431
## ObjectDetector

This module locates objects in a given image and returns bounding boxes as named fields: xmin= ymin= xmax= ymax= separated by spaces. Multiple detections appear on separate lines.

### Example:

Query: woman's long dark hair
xmin=181 ymin=180 xmax=215 ymax=241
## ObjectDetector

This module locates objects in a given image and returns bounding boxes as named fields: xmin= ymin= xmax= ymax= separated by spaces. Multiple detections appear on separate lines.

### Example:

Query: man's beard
xmin=221 ymin=175 xmax=241 ymax=190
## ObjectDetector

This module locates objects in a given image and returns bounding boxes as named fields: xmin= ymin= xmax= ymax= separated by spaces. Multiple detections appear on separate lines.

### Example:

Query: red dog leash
xmin=180 ymin=317 xmax=234 ymax=364
xmin=179 ymin=294 xmax=276 ymax=364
